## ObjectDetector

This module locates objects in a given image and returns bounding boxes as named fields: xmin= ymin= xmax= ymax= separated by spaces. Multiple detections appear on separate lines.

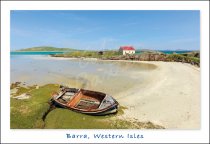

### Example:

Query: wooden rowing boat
xmin=50 ymin=86 xmax=119 ymax=115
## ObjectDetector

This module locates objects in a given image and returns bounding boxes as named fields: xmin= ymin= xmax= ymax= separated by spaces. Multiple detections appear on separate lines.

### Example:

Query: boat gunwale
xmin=51 ymin=89 xmax=119 ymax=114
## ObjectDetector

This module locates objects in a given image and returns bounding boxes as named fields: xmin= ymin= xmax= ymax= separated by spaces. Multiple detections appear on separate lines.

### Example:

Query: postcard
xmin=1 ymin=1 xmax=209 ymax=143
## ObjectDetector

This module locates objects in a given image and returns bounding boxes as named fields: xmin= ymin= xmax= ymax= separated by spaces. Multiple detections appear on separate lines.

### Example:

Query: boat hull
xmin=51 ymin=100 xmax=118 ymax=116
xmin=51 ymin=99 xmax=118 ymax=115
xmin=50 ymin=87 xmax=119 ymax=115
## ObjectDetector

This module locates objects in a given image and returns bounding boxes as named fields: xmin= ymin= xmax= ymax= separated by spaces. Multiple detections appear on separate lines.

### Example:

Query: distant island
xmin=15 ymin=46 xmax=77 ymax=52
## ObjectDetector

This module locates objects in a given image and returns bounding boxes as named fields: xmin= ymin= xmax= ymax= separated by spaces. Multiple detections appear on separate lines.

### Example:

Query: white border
xmin=1 ymin=1 xmax=209 ymax=143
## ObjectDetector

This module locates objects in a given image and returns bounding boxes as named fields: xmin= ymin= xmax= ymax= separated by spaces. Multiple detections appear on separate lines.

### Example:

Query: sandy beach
xmin=11 ymin=55 xmax=200 ymax=129
xmin=46 ymin=58 xmax=201 ymax=129
xmin=114 ymin=61 xmax=200 ymax=129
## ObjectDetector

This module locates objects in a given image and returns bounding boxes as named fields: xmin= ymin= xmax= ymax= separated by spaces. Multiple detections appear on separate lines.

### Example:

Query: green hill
xmin=16 ymin=46 xmax=77 ymax=52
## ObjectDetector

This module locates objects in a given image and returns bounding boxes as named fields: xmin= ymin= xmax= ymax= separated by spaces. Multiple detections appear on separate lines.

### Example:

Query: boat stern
xmin=98 ymin=95 xmax=118 ymax=111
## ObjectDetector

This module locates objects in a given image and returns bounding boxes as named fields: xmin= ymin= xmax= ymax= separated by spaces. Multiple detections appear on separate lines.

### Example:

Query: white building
xmin=119 ymin=46 xmax=135 ymax=55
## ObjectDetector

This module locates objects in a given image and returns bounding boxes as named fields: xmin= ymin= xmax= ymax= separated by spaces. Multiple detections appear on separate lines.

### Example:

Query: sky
xmin=10 ymin=10 xmax=200 ymax=51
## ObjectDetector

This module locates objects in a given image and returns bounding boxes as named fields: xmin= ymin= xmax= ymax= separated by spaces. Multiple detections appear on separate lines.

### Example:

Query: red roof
xmin=120 ymin=46 xmax=135 ymax=50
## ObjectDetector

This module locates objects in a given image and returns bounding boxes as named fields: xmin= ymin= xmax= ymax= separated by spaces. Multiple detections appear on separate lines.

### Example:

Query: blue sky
xmin=11 ymin=10 xmax=200 ymax=50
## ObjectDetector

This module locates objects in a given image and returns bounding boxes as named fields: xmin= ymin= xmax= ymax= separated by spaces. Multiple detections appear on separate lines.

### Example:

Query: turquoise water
xmin=10 ymin=51 xmax=65 ymax=55
xmin=11 ymin=50 xmax=193 ymax=55
xmin=159 ymin=50 xmax=193 ymax=54
xmin=135 ymin=50 xmax=193 ymax=54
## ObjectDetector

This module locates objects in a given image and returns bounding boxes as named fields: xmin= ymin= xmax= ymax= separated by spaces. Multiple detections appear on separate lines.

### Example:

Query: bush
xmin=166 ymin=54 xmax=200 ymax=66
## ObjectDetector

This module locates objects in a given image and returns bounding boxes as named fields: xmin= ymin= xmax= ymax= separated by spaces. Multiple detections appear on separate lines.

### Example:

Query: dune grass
xmin=166 ymin=54 xmax=200 ymax=64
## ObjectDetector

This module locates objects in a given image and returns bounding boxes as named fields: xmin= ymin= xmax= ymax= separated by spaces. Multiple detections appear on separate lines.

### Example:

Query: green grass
xmin=187 ymin=56 xmax=200 ymax=63
xmin=10 ymin=84 xmax=164 ymax=129
xmin=166 ymin=54 xmax=200 ymax=64
xmin=44 ymin=107 xmax=164 ymax=129
xmin=44 ymin=106 xmax=128 ymax=129
xmin=45 ymin=108 xmax=112 ymax=129
xmin=16 ymin=46 xmax=76 ymax=52
xmin=53 ymin=50 xmax=199 ymax=66
xmin=102 ymin=51 xmax=121 ymax=58
xmin=64 ymin=51 xmax=99 ymax=57
xmin=54 ymin=50 xmax=121 ymax=59
xmin=10 ymin=84 xmax=59 ymax=128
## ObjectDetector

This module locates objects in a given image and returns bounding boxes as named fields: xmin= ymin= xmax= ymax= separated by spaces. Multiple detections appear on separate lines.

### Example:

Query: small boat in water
xmin=50 ymin=86 xmax=119 ymax=115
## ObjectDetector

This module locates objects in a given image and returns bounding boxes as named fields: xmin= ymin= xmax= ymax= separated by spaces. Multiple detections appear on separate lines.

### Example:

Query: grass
xmin=53 ymin=50 xmax=199 ymax=66
xmin=54 ymin=50 xmax=121 ymax=59
xmin=64 ymin=51 xmax=99 ymax=58
xmin=10 ymin=84 xmax=59 ymax=128
xmin=44 ymin=107 xmax=164 ymax=129
xmin=44 ymin=105 xmax=127 ymax=129
xmin=45 ymin=108 xmax=112 ymax=129
xmin=102 ymin=51 xmax=121 ymax=58
xmin=16 ymin=46 xmax=76 ymax=52
xmin=10 ymin=83 xmax=164 ymax=129
xmin=166 ymin=54 xmax=200 ymax=64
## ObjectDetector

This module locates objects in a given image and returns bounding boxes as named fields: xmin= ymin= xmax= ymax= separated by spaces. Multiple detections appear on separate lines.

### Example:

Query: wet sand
xmin=11 ymin=55 xmax=157 ymax=95
xmin=11 ymin=56 xmax=200 ymax=129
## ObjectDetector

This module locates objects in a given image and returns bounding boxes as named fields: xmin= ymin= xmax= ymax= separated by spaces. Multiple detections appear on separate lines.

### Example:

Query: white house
xmin=119 ymin=46 xmax=135 ymax=55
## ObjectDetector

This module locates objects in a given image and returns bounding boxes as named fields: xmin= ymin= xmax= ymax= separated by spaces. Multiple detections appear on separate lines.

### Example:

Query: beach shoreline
xmin=11 ymin=56 xmax=200 ymax=129
xmin=59 ymin=58 xmax=200 ymax=129
xmin=114 ymin=61 xmax=200 ymax=129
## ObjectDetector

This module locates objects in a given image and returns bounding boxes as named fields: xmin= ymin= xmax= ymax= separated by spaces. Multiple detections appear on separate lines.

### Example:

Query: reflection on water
xmin=11 ymin=55 xmax=157 ymax=95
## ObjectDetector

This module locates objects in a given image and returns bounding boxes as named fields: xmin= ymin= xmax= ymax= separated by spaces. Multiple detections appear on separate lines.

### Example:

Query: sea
xmin=158 ymin=50 xmax=193 ymax=54
xmin=135 ymin=50 xmax=193 ymax=54
xmin=10 ymin=50 xmax=193 ymax=56
xmin=10 ymin=51 xmax=157 ymax=95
